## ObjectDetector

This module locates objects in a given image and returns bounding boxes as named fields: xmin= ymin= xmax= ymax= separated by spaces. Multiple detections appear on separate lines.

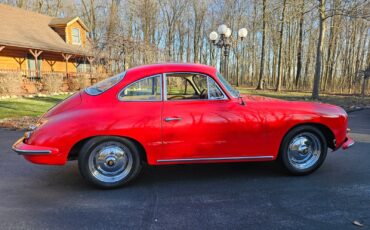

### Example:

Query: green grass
xmin=0 ymin=94 xmax=69 ymax=119
xmin=0 ymin=89 xmax=368 ymax=120
xmin=237 ymin=87 xmax=370 ymax=108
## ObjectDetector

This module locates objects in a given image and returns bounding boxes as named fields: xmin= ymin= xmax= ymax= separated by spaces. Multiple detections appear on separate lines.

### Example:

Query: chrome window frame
xmin=163 ymin=72 xmax=228 ymax=101
xmin=117 ymin=74 xmax=163 ymax=102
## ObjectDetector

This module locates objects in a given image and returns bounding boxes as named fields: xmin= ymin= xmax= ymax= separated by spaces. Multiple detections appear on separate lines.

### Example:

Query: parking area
xmin=0 ymin=109 xmax=369 ymax=230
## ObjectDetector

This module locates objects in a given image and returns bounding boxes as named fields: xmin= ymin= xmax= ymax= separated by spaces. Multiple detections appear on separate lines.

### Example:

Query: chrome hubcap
xmin=287 ymin=132 xmax=321 ymax=170
xmin=88 ymin=141 xmax=133 ymax=183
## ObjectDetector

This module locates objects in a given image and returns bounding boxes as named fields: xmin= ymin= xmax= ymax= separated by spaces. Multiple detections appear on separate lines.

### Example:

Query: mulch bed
xmin=0 ymin=116 xmax=39 ymax=130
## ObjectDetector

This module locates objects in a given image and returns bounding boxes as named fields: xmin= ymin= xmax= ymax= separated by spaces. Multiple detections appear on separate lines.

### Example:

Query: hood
xmin=241 ymin=94 xmax=346 ymax=118
xmin=241 ymin=94 xmax=283 ymax=102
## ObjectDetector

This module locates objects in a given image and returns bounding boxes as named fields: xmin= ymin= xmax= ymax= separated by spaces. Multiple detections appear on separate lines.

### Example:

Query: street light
xmin=209 ymin=25 xmax=247 ymax=82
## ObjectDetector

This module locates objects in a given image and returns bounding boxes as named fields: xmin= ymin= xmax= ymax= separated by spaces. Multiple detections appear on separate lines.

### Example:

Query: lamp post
xmin=209 ymin=25 xmax=248 ymax=82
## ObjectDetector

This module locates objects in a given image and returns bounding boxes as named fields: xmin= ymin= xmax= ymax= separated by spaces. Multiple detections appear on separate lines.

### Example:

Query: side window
xmin=193 ymin=75 xmax=208 ymax=95
xmin=208 ymin=77 xmax=226 ymax=100
xmin=166 ymin=74 xmax=200 ymax=100
xmin=165 ymin=73 xmax=226 ymax=100
xmin=119 ymin=75 xmax=162 ymax=101
xmin=167 ymin=77 xmax=196 ymax=96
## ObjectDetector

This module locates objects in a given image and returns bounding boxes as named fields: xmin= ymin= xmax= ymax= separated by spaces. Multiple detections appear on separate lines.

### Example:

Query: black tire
xmin=279 ymin=125 xmax=327 ymax=175
xmin=78 ymin=136 xmax=143 ymax=189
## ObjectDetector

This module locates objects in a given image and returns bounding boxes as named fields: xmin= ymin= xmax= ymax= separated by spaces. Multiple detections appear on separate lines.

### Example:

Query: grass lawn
xmin=0 ymin=94 xmax=70 ymax=119
xmin=0 ymin=89 xmax=369 ymax=120
xmin=238 ymin=88 xmax=370 ymax=109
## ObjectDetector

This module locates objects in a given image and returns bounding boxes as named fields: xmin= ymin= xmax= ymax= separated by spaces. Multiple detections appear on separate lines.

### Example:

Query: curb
xmin=346 ymin=106 xmax=370 ymax=114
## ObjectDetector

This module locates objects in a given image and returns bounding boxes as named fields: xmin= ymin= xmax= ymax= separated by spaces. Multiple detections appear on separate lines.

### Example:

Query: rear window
xmin=85 ymin=72 xmax=126 ymax=95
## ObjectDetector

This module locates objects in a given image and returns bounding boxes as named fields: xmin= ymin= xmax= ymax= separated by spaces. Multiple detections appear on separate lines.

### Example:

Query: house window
xmin=72 ymin=28 xmax=81 ymax=45
xmin=76 ymin=59 xmax=90 ymax=73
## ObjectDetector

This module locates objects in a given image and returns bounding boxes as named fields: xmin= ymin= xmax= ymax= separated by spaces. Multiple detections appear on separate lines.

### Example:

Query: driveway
xmin=0 ymin=109 xmax=369 ymax=230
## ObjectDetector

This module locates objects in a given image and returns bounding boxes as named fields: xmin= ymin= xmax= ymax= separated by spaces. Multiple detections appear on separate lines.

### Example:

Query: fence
xmin=0 ymin=69 xmax=96 ymax=81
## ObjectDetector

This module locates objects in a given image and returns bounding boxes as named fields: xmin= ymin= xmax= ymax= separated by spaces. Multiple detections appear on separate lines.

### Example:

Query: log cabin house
xmin=0 ymin=4 xmax=95 ymax=80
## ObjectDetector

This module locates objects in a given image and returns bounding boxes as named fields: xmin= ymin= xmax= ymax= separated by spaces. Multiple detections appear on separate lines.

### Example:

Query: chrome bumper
xmin=341 ymin=136 xmax=355 ymax=150
xmin=12 ymin=138 xmax=53 ymax=155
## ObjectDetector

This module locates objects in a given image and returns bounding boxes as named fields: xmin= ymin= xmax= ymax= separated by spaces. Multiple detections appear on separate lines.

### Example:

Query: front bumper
xmin=341 ymin=136 xmax=355 ymax=150
xmin=12 ymin=138 xmax=65 ymax=165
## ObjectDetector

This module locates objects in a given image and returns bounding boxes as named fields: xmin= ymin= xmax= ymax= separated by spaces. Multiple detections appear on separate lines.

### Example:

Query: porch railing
xmin=0 ymin=69 xmax=97 ymax=81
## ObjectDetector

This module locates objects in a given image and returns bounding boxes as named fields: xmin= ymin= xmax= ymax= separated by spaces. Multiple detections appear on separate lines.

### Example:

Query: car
xmin=12 ymin=63 xmax=354 ymax=188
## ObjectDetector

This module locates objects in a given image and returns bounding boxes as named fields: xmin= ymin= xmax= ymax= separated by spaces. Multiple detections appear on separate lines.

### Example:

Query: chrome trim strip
xmin=157 ymin=156 xmax=274 ymax=163
xmin=164 ymin=73 xmax=168 ymax=100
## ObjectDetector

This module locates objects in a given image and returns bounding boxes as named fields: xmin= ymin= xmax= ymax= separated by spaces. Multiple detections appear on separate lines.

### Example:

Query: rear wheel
xmin=279 ymin=126 xmax=327 ymax=175
xmin=78 ymin=136 xmax=142 ymax=189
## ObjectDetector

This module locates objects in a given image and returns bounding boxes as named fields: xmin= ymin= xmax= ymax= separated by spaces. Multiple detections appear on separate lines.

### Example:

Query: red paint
xmin=12 ymin=63 xmax=353 ymax=165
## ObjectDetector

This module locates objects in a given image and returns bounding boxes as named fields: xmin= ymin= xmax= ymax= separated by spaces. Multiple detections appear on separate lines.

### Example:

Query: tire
xmin=279 ymin=125 xmax=327 ymax=175
xmin=78 ymin=136 xmax=143 ymax=189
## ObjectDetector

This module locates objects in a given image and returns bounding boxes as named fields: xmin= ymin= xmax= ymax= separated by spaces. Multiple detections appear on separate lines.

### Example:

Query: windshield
xmin=216 ymin=71 xmax=239 ymax=98
xmin=85 ymin=72 xmax=126 ymax=96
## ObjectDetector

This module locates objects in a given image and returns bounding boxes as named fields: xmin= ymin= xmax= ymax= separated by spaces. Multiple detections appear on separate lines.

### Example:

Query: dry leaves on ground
xmin=0 ymin=116 xmax=39 ymax=130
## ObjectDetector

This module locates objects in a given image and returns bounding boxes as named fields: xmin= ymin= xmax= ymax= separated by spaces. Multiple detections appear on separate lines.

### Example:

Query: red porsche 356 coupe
xmin=12 ymin=63 xmax=354 ymax=188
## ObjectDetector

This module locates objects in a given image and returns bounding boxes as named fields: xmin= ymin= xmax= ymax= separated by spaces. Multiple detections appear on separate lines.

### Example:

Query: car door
xmin=158 ymin=72 xmax=268 ymax=163
xmin=116 ymin=74 xmax=163 ymax=164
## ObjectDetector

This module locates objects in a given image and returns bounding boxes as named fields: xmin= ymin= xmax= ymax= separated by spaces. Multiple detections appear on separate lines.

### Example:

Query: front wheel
xmin=279 ymin=126 xmax=327 ymax=175
xmin=78 ymin=137 xmax=142 ymax=189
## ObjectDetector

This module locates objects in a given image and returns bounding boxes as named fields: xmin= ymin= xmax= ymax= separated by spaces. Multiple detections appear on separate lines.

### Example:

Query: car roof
xmin=125 ymin=63 xmax=217 ymax=82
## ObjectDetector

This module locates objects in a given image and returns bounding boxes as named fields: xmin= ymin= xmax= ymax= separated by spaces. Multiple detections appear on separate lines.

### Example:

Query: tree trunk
xmin=312 ymin=0 xmax=326 ymax=99
xmin=256 ymin=0 xmax=266 ymax=90
xmin=295 ymin=0 xmax=304 ymax=88
xmin=276 ymin=0 xmax=286 ymax=91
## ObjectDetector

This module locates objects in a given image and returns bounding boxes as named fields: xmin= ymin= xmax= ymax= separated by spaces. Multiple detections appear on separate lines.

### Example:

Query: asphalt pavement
xmin=0 ymin=109 xmax=369 ymax=230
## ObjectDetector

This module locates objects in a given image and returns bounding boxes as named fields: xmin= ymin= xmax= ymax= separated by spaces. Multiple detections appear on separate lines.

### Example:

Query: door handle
xmin=164 ymin=117 xmax=182 ymax=122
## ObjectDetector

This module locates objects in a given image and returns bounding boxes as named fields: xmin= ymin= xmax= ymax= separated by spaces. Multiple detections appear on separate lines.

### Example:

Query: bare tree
xmin=256 ymin=0 xmax=266 ymax=90
xmin=275 ymin=0 xmax=287 ymax=92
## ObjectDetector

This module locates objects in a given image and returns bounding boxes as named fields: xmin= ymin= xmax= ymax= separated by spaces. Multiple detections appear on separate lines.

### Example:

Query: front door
xmin=158 ymin=72 xmax=267 ymax=163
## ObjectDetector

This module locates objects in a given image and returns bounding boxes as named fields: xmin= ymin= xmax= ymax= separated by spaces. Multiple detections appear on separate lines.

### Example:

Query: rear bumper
xmin=12 ymin=138 xmax=65 ymax=165
xmin=12 ymin=138 xmax=54 ymax=155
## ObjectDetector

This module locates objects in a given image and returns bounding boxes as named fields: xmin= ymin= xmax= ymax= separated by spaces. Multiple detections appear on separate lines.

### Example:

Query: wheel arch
xmin=67 ymin=135 xmax=148 ymax=163
xmin=280 ymin=122 xmax=336 ymax=153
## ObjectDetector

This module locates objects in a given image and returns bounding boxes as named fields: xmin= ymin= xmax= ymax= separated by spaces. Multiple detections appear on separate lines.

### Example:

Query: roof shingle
xmin=0 ymin=4 xmax=90 ymax=56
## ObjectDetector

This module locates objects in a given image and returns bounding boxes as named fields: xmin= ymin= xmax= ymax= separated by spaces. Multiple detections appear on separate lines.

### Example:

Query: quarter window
xmin=208 ymin=77 xmax=226 ymax=99
xmin=119 ymin=75 xmax=162 ymax=101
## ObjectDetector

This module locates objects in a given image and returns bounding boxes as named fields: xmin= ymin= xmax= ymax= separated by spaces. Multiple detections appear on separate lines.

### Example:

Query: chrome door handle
xmin=164 ymin=117 xmax=182 ymax=122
